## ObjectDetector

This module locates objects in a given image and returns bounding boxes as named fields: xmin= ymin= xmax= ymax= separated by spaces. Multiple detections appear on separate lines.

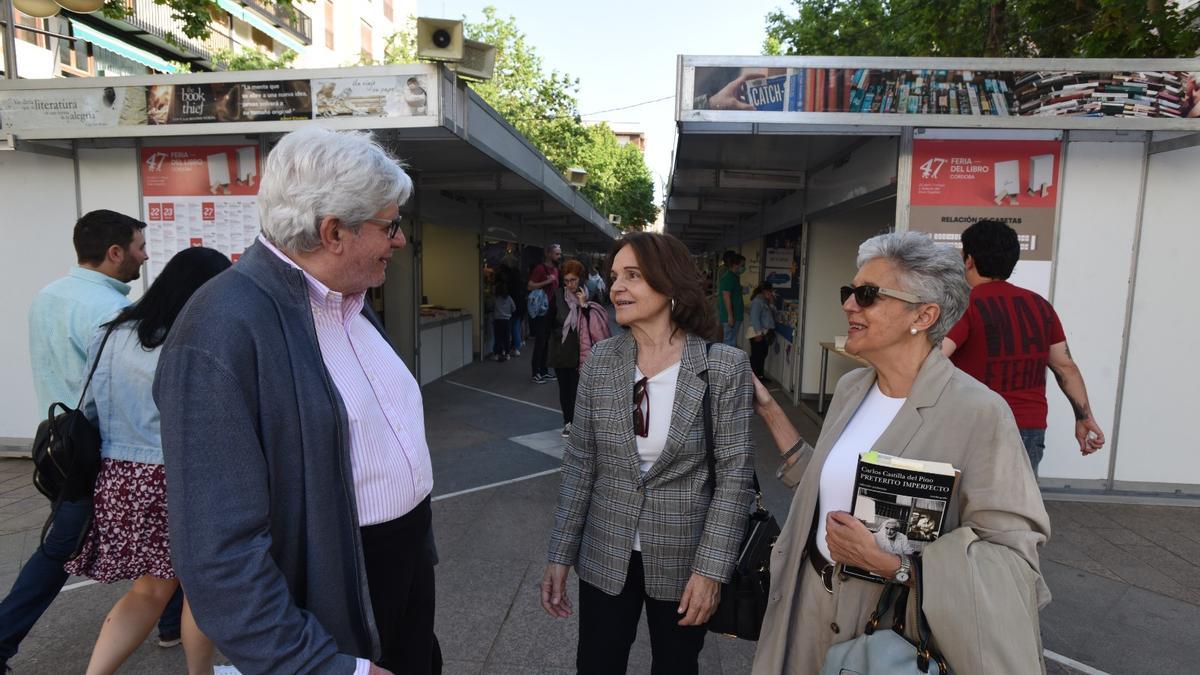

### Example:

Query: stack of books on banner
xmin=1013 ymin=71 xmax=1187 ymax=118
xmin=847 ymin=70 xmax=1016 ymax=115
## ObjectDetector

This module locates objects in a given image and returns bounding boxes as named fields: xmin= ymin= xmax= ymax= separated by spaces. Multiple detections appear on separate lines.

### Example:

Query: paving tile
xmin=483 ymin=566 xmax=578 ymax=671
xmin=443 ymin=660 xmax=484 ymax=675
xmin=434 ymin=555 xmax=532 ymax=664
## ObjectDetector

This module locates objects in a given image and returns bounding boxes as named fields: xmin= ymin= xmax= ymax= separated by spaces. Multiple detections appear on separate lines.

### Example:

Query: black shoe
xmin=543 ymin=372 xmax=557 ymax=381
xmin=531 ymin=374 xmax=546 ymax=384
xmin=158 ymin=630 xmax=182 ymax=648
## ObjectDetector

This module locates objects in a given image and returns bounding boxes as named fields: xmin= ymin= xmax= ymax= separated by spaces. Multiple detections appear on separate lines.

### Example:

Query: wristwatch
xmin=892 ymin=554 xmax=911 ymax=584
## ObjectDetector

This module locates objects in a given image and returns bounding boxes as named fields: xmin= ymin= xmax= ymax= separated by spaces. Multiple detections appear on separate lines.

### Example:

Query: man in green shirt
xmin=717 ymin=251 xmax=745 ymax=346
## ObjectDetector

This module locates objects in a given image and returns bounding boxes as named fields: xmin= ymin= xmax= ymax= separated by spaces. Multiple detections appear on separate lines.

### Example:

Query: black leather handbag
xmin=699 ymin=353 xmax=781 ymax=641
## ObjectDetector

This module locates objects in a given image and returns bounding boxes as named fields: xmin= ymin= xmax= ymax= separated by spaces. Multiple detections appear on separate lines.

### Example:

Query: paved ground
xmin=2 ymin=353 xmax=1198 ymax=673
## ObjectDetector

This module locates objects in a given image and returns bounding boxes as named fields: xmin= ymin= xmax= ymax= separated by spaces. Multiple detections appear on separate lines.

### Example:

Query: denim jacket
xmin=28 ymin=266 xmax=131 ymax=416
xmin=81 ymin=323 xmax=164 ymax=465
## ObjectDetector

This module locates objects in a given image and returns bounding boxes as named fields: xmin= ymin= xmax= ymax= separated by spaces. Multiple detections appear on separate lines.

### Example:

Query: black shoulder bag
xmin=30 ymin=322 xmax=117 ymax=549
xmin=700 ymin=346 xmax=781 ymax=641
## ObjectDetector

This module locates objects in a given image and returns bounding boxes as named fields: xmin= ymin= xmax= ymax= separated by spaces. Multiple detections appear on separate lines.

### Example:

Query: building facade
xmin=1 ymin=0 xmax=412 ymax=78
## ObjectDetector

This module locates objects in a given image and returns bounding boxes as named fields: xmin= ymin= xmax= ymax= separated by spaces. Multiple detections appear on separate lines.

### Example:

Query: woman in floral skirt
xmin=66 ymin=247 xmax=231 ymax=675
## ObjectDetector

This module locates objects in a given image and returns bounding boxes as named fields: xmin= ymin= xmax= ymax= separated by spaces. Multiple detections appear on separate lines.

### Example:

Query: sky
xmin=415 ymin=0 xmax=786 ymax=206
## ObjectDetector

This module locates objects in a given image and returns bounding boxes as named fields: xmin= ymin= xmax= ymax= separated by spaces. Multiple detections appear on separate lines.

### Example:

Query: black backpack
xmin=31 ymin=323 xmax=116 ymax=508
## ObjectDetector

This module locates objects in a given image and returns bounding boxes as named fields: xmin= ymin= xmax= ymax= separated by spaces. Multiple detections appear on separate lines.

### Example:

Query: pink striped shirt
xmin=260 ymin=236 xmax=433 ymax=527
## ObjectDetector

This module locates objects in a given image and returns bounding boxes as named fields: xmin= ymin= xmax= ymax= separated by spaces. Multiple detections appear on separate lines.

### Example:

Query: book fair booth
xmin=669 ymin=55 xmax=1200 ymax=496
xmin=0 ymin=63 xmax=619 ymax=451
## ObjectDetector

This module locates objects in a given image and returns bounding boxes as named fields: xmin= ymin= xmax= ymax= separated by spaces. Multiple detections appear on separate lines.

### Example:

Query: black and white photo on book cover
xmin=843 ymin=452 xmax=960 ymax=583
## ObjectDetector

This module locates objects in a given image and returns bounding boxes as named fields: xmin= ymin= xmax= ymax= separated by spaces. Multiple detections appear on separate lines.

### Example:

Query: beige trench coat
xmin=751 ymin=349 xmax=1051 ymax=675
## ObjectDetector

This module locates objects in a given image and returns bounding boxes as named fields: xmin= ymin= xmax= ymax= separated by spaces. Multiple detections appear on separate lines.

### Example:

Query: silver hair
xmin=856 ymin=231 xmax=969 ymax=345
xmin=258 ymin=125 xmax=413 ymax=252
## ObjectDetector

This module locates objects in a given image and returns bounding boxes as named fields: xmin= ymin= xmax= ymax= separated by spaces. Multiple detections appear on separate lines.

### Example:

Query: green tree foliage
xmin=576 ymin=124 xmax=658 ymax=230
xmin=101 ymin=0 xmax=296 ymax=42
xmin=378 ymin=7 xmax=658 ymax=230
xmin=212 ymin=47 xmax=297 ymax=71
xmin=765 ymin=0 xmax=1200 ymax=58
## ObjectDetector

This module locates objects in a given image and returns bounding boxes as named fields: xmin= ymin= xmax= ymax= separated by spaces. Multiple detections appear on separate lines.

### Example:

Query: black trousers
xmin=493 ymin=318 xmax=512 ymax=355
xmin=577 ymin=552 xmax=707 ymax=675
xmin=360 ymin=497 xmax=439 ymax=675
xmin=749 ymin=335 xmax=770 ymax=378
xmin=555 ymin=367 xmax=580 ymax=424
xmin=530 ymin=314 xmax=552 ymax=376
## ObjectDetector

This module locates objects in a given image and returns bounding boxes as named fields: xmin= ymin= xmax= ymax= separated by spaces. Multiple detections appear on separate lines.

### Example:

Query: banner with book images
xmin=908 ymin=136 xmax=1061 ymax=297
xmin=844 ymin=452 xmax=961 ymax=584
xmin=0 ymin=67 xmax=437 ymax=133
xmin=140 ymin=145 xmax=262 ymax=283
xmin=312 ymin=74 xmax=434 ymax=118
xmin=688 ymin=67 xmax=1200 ymax=119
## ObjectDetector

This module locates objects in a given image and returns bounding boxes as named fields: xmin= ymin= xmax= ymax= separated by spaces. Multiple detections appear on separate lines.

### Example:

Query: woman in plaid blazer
xmin=541 ymin=232 xmax=756 ymax=675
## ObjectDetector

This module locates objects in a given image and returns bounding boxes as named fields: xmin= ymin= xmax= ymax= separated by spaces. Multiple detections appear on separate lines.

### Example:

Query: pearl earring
xmin=910 ymin=327 xmax=918 ymax=335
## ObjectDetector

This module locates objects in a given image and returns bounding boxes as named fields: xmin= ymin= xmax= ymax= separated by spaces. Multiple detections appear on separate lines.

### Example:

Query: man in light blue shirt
xmin=1 ymin=210 xmax=152 ymax=671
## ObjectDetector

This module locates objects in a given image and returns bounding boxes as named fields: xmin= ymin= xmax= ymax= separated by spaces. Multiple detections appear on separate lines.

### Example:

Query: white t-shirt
xmin=815 ymin=383 xmax=906 ymax=563
xmin=632 ymin=361 xmax=681 ymax=551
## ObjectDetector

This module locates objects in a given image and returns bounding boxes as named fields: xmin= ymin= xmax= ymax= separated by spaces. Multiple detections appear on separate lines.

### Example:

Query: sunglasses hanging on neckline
xmin=633 ymin=376 xmax=650 ymax=438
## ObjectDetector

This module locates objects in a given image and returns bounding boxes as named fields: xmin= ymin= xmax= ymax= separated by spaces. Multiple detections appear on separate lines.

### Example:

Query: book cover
xmin=815 ymin=69 xmax=827 ymax=111
xmin=787 ymin=70 xmax=807 ymax=112
xmin=744 ymin=75 xmax=790 ymax=111
xmin=843 ymin=452 xmax=961 ymax=584
xmin=842 ymin=69 xmax=854 ymax=112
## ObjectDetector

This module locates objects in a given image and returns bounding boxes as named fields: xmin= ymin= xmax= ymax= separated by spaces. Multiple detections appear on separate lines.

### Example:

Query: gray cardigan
xmin=154 ymin=240 xmax=389 ymax=674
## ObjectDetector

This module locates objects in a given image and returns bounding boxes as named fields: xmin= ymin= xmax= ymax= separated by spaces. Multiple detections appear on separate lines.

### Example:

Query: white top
xmin=816 ymin=383 xmax=906 ymax=563
xmin=632 ymin=361 xmax=681 ymax=551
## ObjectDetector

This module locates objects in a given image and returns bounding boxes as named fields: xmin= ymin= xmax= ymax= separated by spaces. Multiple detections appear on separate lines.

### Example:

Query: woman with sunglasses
xmin=749 ymin=232 xmax=1051 ymax=674
xmin=541 ymin=232 xmax=755 ymax=674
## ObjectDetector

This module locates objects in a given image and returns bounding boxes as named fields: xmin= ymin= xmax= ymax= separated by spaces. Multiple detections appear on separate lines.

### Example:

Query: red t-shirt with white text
xmin=946 ymin=281 xmax=1066 ymax=429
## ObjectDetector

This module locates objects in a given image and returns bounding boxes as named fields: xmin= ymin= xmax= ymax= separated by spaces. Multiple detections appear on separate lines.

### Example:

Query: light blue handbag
xmin=820 ymin=557 xmax=949 ymax=675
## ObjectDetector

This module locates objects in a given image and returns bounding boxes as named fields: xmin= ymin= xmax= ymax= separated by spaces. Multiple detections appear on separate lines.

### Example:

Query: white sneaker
xmin=214 ymin=666 xmax=242 ymax=675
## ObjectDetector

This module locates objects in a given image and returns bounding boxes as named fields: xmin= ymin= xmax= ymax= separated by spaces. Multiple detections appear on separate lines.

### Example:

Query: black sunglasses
xmin=633 ymin=376 xmax=650 ymax=438
xmin=364 ymin=214 xmax=405 ymax=239
xmin=840 ymin=284 xmax=921 ymax=307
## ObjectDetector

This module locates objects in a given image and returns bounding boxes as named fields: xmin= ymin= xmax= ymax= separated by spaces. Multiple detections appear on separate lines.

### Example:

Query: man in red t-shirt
xmin=942 ymin=220 xmax=1104 ymax=475
xmin=527 ymin=243 xmax=562 ymax=383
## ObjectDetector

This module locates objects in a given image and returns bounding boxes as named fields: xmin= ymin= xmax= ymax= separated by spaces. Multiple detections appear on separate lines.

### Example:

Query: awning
xmin=215 ymin=0 xmax=306 ymax=53
xmin=71 ymin=21 xmax=179 ymax=74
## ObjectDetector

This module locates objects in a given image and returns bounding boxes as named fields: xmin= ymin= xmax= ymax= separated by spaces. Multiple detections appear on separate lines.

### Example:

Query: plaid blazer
xmin=547 ymin=331 xmax=756 ymax=600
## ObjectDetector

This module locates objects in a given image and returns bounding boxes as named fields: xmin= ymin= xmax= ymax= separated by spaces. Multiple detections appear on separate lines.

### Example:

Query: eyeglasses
xmin=364 ymin=214 xmax=405 ymax=239
xmin=633 ymin=376 xmax=650 ymax=438
xmin=840 ymin=284 xmax=921 ymax=307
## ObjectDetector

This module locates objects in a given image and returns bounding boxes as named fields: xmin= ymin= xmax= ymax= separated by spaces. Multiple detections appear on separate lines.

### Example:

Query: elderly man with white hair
xmin=155 ymin=125 xmax=437 ymax=675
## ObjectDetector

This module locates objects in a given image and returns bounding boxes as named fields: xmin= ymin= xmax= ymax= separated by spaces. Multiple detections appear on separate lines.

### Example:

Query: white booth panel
xmin=0 ymin=150 xmax=79 ymax=441
xmin=1040 ymin=140 xmax=1146 ymax=482
xmin=801 ymin=201 xmax=894 ymax=394
xmin=441 ymin=319 xmax=464 ymax=373
xmin=420 ymin=325 xmax=442 ymax=386
xmin=1113 ymin=143 xmax=1200 ymax=488
xmin=77 ymin=147 xmax=141 ymax=230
